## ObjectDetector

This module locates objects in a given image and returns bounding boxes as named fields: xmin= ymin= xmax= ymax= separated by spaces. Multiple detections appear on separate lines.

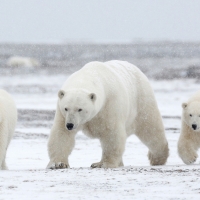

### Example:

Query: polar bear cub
xmin=0 ymin=89 xmax=17 ymax=170
xmin=47 ymin=60 xmax=169 ymax=169
xmin=178 ymin=91 xmax=200 ymax=164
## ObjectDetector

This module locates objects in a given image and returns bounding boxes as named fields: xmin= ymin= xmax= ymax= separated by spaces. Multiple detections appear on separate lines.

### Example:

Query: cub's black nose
xmin=192 ymin=124 xmax=197 ymax=130
xmin=66 ymin=123 xmax=74 ymax=130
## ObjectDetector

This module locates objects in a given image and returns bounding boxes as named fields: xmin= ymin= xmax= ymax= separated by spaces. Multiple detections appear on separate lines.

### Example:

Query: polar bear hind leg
xmin=134 ymin=107 xmax=169 ymax=165
xmin=136 ymin=129 xmax=169 ymax=165
xmin=0 ymin=136 xmax=7 ymax=170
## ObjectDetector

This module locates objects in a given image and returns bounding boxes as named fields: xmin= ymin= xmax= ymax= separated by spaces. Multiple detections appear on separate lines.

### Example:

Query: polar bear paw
xmin=148 ymin=151 xmax=168 ymax=165
xmin=91 ymin=162 xmax=103 ymax=168
xmin=91 ymin=160 xmax=124 ymax=168
xmin=47 ymin=162 xmax=70 ymax=170
xmin=180 ymin=152 xmax=198 ymax=165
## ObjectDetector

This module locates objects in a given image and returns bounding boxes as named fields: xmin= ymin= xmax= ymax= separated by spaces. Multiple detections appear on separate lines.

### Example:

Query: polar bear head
xmin=58 ymin=89 xmax=97 ymax=131
xmin=182 ymin=101 xmax=200 ymax=132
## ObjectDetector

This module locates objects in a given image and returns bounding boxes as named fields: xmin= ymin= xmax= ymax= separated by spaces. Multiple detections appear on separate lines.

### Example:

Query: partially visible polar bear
xmin=47 ymin=60 xmax=169 ymax=169
xmin=0 ymin=89 xmax=17 ymax=170
xmin=178 ymin=91 xmax=200 ymax=164
xmin=7 ymin=56 xmax=40 ymax=68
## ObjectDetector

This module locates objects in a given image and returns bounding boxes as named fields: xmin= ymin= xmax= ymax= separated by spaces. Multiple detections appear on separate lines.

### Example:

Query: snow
xmin=1 ymin=74 xmax=200 ymax=199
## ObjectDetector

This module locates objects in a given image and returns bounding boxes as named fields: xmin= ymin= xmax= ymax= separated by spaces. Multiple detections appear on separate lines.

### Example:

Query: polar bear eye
xmin=65 ymin=108 xmax=68 ymax=111
xmin=190 ymin=114 xmax=192 ymax=117
xmin=78 ymin=109 xmax=82 ymax=112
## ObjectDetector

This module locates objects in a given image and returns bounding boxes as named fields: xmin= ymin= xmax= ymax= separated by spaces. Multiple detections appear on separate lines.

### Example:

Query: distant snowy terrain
xmin=1 ymin=42 xmax=200 ymax=79
xmin=1 ymin=43 xmax=200 ymax=199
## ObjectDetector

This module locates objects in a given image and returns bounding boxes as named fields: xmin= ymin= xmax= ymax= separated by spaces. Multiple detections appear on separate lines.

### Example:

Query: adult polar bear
xmin=47 ymin=60 xmax=169 ymax=169
xmin=0 ymin=89 xmax=17 ymax=170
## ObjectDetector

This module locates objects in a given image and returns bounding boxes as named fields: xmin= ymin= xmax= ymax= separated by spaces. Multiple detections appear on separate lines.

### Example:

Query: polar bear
xmin=0 ymin=89 xmax=17 ymax=170
xmin=178 ymin=91 xmax=200 ymax=164
xmin=47 ymin=60 xmax=169 ymax=169
xmin=7 ymin=56 xmax=40 ymax=68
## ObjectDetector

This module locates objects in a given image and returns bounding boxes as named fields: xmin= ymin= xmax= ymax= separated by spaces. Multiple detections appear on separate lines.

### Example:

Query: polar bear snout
xmin=66 ymin=123 xmax=74 ymax=130
xmin=192 ymin=124 xmax=197 ymax=130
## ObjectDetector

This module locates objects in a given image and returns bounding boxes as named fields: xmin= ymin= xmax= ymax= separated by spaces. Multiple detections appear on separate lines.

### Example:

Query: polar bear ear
xmin=182 ymin=103 xmax=187 ymax=109
xmin=89 ymin=93 xmax=96 ymax=102
xmin=58 ymin=90 xmax=65 ymax=99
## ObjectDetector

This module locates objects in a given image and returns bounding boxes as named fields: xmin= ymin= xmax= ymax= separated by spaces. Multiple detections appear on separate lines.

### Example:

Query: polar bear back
xmin=62 ymin=60 xmax=154 ymax=101
xmin=104 ymin=60 xmax=154 ymax=99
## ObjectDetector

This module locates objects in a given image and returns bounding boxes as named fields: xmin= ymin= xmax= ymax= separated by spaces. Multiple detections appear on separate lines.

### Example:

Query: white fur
xmin=7 ymin=56 xmax=39 ymax=68
xmin=178 ymin=91 xmax=200 ymax=164
xmin=47 ymin=60 xmax=169 ymax=169
xmin=0 ymin=89 xmax=17 ymax=170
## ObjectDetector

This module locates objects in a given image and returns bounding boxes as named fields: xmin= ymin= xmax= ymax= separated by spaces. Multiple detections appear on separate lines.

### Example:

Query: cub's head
xmin=182 ymin=101 xmax=200 ymax=132
xmin=58 ymin=89 xmax=96 ymax=131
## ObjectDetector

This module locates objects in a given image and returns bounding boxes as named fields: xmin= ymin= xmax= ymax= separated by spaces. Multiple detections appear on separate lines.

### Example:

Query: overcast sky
xmin=1 ymin=0 xmax=200 ymax=43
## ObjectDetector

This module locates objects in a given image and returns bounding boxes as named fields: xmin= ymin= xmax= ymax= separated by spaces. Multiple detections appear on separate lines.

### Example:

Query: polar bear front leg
xmin=47 ymin=126 xmax=76 ymax=170
xmin=178 ymin=125 xmax=198 ymax=165
xmin=91 ymin=127 xmax=126 ymax=168
xmin=178 ymin=140 xmax=198 ymax=165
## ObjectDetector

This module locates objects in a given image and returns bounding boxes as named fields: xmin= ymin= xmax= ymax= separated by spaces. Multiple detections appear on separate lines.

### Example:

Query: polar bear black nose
xmin=192 ymin=124 xmax=197 ymax=130
xmin=66 ymin=123 xmax=74 ymax=130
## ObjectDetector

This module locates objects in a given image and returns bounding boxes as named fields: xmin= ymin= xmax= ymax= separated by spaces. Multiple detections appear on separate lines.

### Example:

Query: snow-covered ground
xmin=1 ymin=74 xmax=200 ymax=199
